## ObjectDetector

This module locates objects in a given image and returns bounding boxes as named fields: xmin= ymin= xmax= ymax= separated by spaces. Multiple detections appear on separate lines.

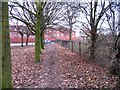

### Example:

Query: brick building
xmin=10 ymin=25 xmax=76 ymax=43
xmin=44 ymin=25 xmax=76 ymax=41
xmin=10 ymin=25 xmax=34 ymax=43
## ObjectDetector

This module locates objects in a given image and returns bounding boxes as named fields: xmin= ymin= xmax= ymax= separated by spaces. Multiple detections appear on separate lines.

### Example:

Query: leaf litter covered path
xmin=11 ymin=44 xmax=118 ymax=88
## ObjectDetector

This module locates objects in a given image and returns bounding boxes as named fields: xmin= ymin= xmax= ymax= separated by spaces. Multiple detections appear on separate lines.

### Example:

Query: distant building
xmin=45 ymin=25 xmax=76 ymax=41
xmin=10 ymin=25 xmax=34 ymax=43
xmin=10 ymin=25 xmax=77 ymax=43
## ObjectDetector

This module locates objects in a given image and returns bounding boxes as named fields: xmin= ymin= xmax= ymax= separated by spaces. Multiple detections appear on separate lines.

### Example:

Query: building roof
xmin=46 ymin=25 xmax=76 ymax=34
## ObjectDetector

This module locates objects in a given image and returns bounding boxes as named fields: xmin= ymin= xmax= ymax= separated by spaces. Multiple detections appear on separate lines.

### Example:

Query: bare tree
xmin=105 ymin=1 xmax=119 ymax=48
xmin=9 ymin=1 xmax=62 ymax=34
xmin=109 ymin=2 xmax=120 ymax=88
xmin=9 ymin=0 xmax=37 ymax=35
xmin=60 ymin=2 xmax=79 ymax=40
xmin=9 ymin=0 xmax=45 ymax=62
xmin=9 ymin=0 xmax=63 ymax=62
xmin=26 ymin=29 xmax=32 ymax=45
xmin=77 ymin=0 xmax=114 ymax=59
xmin=9 ymin=0 xmax=62 ymax=49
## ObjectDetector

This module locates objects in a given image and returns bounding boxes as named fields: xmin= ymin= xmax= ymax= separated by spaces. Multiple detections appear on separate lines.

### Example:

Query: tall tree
xmin=60 ymin=2 xmax=78 ymax=40
xmin=9 ymin=0 xmax=45 ymax=62
xmin=35 ymin=1 xmax=45 ymax=62
xmin=110 ymin=2 xmax=120 ymax=88
xmin=35 ymin=1 xmax=41 ymax=62
xmin=105 ymin=1 xmax=119 ymax=51
xmin=2 ymin=1 xmax=13 ymax=88
xmin=9 ymin=1 xmax=62 ymax=36
xmin=9 ymin=1 xmax=62 ymax=61
xmin=78 ymin=0 xmax=114 ymax=59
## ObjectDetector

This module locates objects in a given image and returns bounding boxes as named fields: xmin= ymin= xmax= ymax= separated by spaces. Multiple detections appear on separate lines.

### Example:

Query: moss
xmin=35 ymin=2 xmax=42 ymax=62
xmin=0 ymin=2 xmax=2 ymax=89
xmin=2 ymin=2 xmax=13 ymax=88
xmin=41 ymin=35 xmax=44 ymax=49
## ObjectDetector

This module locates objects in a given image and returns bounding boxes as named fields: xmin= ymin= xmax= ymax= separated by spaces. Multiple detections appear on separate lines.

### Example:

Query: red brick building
xmin=45 ymin=25 xmax=76 ymax=41
xmin=10 ymin=25 xmax=34 ymax=43
xmin=10 ymin=25 xmax=76 ymax=43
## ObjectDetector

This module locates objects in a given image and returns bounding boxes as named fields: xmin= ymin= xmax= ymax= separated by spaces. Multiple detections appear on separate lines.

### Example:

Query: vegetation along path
xmin=11 ymin=44 xmax=118 ymax=88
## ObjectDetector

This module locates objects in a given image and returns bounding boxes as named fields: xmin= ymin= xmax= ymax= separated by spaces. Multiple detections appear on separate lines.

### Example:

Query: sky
xmin=9 ymin=0 xmax=120 ymax=37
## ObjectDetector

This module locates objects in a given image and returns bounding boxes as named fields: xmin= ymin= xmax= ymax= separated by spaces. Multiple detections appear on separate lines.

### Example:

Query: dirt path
xmin=39 ymin=45 xmax=62 ymax=88
xmin=11 ymin=44 xmax=118 ymax=88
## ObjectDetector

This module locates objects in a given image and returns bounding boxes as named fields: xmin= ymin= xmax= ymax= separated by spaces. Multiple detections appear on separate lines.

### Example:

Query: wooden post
xmin=79 ymin=42 xmax=81 ymax=55
xmin=71 ymin=41 xmax=73 ymax=52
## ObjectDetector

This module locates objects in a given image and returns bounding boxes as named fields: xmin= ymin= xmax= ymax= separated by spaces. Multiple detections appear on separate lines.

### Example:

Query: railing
xmin=55 ymin=40 xmax=81 ymax=55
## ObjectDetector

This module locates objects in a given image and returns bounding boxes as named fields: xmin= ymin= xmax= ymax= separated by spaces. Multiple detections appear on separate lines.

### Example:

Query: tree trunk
xmin=71 ymin=41 xmax=73 ymax=52
xmin=69 ymin=25 xmax=72 ymax=40
xmin=21 ymin=35 xmax=23 ymax=47
xmin=26 ymin=35 xmax=29 ymax=45
xmin=79 ymin=42 xmax=81 ymax=55
xmin=41 ymin=33 xmax=44 ymax=49
xmin=40 ymin=36 xmax=41 ymax=54
xmin=0 ymin=2 xmax=2 ymax=89
xmin=69 ymin=31 xmax=72 ymax=40
xmin=114 ymin=34 xmax=120 ymax=88
xmin=35 ymin=3 xmax=41 ymax=62
xmin=2 ymin=1 xmax=13 ymax=88
xmin=90 ymin=32 xmax=97 ymax=59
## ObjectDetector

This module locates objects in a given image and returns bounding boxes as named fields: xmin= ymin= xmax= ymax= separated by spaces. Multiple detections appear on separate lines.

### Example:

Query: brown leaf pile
xmin=11 ymin=44 xmax=118 ymax=89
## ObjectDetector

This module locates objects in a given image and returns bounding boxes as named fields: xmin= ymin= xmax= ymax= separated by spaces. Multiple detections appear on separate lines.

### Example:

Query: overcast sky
xmin=9 ymin=0 xmax=120 ymax=37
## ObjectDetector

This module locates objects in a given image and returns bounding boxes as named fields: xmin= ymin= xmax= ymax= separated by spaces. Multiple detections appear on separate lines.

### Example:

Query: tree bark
xmin=21 ymin=35 xmax=23 ymax=47
xmin=69 ymin=31 xmax=72 ymax=40
xmin=26 ymin=35 xmax=29 ymax=45
xmin=90 ymin=29 xmax=97 ymax=59
xmin=2 ymin=1 xmax=13 ymax=88
xmin=79 ymin=42 xmax=81 ymax=55
xmin=0 ymin=2 xmax=2 ymax=89
xmin=35 ymin=2 xmax=41 ymax=62
xmin=71 ymin=41 xmax=73 ymax=52
xmin=41 ymin=33 xmax=44 ymax=49
xmin=19 ymin=32 xmax=24 ymax=47
xmin=69 ymin=23 xmax=72 ymax=40
xmin=114 ymin=33 xmax=120 ymax=88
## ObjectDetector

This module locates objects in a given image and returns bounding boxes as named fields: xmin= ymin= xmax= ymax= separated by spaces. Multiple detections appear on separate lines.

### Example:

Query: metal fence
xmin=55 ymin=40 xmax=81 ymax=55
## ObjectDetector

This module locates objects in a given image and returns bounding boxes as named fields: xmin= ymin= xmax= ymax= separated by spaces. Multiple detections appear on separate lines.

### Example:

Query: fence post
xmin=71 ymin=41 xmax=73 ymax=52
xmin=79 ymin=42 xmax=81 ymax=55
xmin=69 ymin=41 xmax=71 ymax=49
